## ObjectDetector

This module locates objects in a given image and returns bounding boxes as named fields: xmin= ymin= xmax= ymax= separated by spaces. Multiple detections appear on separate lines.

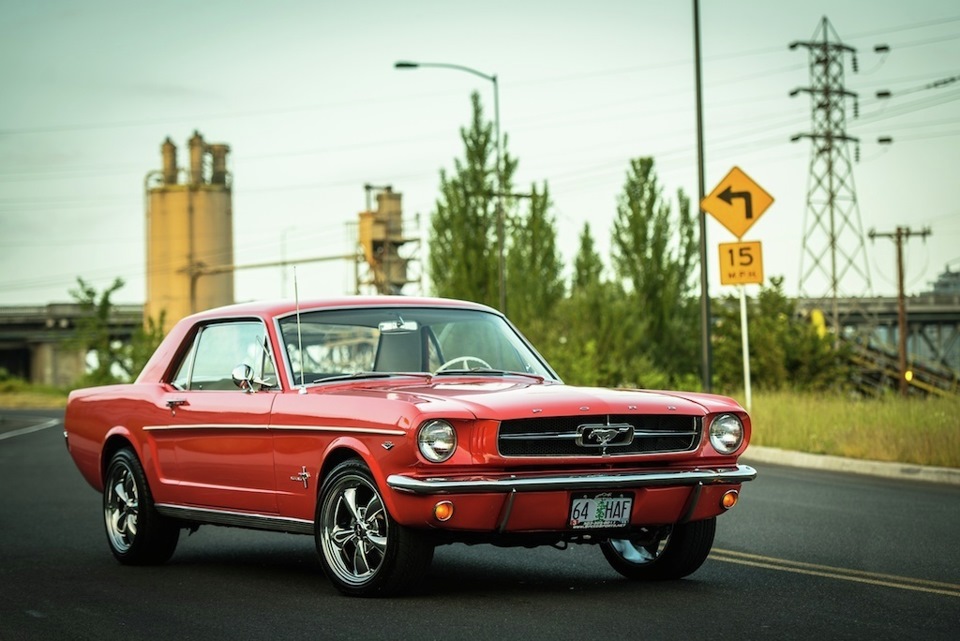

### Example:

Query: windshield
xmin=276 ymin=306 xmax=556 ymax=386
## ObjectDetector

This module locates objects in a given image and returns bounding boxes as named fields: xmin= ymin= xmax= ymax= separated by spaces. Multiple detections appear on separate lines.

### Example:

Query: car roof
xmin=183 ymin=296 xmax=498 ymax=322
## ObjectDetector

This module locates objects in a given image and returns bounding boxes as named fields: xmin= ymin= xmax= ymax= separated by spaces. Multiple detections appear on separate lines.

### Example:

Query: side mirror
xmin=232 ymin=364 xmax=256 ymax=392
xmin=232 ymin=364 xmax=273 ymax=392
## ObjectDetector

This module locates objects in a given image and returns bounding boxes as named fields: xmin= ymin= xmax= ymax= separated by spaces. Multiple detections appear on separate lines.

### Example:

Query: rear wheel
xmin=316 ymin=459 xmax=433 ymax=597
xmin=600 ymin=517 xmax=716 ymax=580
xmin=103 ymin=448 xmax=179 ymax=565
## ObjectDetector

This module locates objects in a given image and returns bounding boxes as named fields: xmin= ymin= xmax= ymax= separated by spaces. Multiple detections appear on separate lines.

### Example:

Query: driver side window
xmin=171 ymin=321 xmax=276 ymax=391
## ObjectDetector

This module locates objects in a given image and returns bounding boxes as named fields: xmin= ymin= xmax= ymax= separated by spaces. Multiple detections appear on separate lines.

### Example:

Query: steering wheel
xmin=436 ymin=355 xmax=493 ymax=373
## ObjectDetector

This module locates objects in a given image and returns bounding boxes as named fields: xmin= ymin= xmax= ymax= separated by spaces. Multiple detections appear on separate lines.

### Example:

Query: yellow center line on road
xmin=711 ymin=548 xmax=960 ymax=598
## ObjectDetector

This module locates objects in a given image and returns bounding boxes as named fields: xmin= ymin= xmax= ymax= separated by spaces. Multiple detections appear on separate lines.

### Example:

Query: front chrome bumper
xmin=387 ymin=464 xmax=757 ymax=495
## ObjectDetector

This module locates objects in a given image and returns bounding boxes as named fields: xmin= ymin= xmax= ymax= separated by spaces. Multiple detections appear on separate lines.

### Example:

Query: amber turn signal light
xmin=721 ymin=490 xmax=739 ymax=510
xmin=434 ymin=501 xmax=454 ymax=521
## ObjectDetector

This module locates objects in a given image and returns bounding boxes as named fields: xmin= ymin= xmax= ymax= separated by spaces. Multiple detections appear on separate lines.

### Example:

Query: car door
xmin=155 ymin=319 xmax=279 ymax=513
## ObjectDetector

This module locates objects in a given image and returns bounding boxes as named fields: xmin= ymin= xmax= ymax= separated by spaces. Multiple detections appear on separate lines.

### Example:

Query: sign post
xmin=701 ymin=167 xmax=773 ymax=412
xmin=738 ymin=285 xmax=752 ymax=412
xmin=717 ymin=241 xmax=763 ymax=411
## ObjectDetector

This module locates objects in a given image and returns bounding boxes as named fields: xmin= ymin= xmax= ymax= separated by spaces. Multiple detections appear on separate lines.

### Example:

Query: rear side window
xmin=170 ymin=321 xmax=276 ymax=391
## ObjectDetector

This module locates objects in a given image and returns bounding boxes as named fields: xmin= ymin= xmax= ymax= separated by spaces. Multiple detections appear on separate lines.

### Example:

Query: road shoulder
xmin=743 ymin=445 xmax=960 ymax=486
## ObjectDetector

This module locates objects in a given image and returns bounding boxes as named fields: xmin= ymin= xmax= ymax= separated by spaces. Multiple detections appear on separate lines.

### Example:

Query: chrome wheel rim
xmin=104 ymin=461 xmax=139 ymax=553
xmin=320 ymin=473 xmax=388 ymax=587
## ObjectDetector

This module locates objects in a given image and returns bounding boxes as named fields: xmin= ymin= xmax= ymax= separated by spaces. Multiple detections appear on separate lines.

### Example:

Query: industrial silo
xmin=144 ymin=131 xmax=234 ymax=328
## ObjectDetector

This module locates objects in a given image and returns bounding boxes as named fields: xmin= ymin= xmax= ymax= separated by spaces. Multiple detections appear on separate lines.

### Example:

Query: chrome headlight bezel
xmin=709 ymin=413 xmax=744 ymax=455
xmin=417 ymin=419 xmax=457 ymax=463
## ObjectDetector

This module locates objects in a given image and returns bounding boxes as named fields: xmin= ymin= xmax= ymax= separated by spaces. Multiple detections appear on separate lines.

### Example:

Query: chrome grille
xmin=498 ymin=414 xmax=700 ymax=457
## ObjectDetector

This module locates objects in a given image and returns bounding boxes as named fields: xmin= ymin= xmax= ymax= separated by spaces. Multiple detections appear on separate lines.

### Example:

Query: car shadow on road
xmin=160 ymin=528 xmax=733 ymax=599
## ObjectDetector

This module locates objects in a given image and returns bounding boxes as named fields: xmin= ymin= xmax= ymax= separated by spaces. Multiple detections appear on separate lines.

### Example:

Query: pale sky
xmin=1 ymin=0 xmax=957 ymax=308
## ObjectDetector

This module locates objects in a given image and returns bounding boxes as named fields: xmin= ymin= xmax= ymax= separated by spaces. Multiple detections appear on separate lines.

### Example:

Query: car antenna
xmin=294 ymin=266 xmax=306 ymax=393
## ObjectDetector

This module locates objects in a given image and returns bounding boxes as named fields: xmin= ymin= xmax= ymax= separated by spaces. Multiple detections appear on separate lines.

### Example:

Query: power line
xmin=845 ymin=14 xmax=960 ymax=39
xmin=4 ymin=14 xmax=956 ymax=140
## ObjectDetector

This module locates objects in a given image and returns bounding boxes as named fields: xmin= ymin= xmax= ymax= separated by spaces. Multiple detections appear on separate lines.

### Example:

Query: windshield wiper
xmin=433 ymin=368 xmax=545 ymax=381
xmin=311 ymin=372 xmax=433 ymax=384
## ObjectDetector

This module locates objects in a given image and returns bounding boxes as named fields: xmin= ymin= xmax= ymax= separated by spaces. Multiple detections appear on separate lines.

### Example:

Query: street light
xmin=395 ymin=60 xmax=506 ymax=312
xmin=693 ymin=0 xmax=712 ymax=393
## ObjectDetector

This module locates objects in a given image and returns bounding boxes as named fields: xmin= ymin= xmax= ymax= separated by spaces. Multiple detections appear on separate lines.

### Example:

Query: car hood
xmin=332 ymin=378 xmax=716 ymax=420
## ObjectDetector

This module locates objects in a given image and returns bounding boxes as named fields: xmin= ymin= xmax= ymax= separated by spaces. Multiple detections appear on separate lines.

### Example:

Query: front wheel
xmin=315 ymin=459 xmax=433 ymax=597
xmin=103 ymin=448 xmax=179 ymax=565
xmin=600 ymin=517 xmax=716 ymax=580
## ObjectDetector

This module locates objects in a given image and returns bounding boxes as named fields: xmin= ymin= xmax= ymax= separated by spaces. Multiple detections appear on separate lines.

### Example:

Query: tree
xmin=711 ymin=277 xmax=851 ymax=392
xmin=572 ymin=222 xmax=604 ymax=294
xmin=548 ymin=223 xmax=611 ymax=385
xmin=71 ymin=277 xmax=127 ymax=385
xmin=128 ymin=311 xmax=167 ymax=380
xmin=70 ymin=277 xmax=167 ymax=385
xmin=610 ymin=157 xmax=699 ymax=384
xmin=540 ymin=223 xmax=660 ymax=388
xmin=505 ymin=182 xmax=564 ymax=345
xmin=429 ymin=91 xmax=517 ymax=308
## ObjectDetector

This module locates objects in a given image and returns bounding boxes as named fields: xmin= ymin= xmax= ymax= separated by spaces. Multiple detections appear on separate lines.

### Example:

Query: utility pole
xmin=868 ymin=226 xmax=932 ymax=395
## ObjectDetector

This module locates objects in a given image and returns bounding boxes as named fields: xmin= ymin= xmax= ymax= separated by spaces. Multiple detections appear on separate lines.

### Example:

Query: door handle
xmin=165 ymin=398 xmax=188 ymax=409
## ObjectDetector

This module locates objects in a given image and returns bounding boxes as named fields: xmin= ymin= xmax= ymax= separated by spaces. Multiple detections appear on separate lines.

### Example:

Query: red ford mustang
xmin=64 ymin=297 xmax=756 ymax=596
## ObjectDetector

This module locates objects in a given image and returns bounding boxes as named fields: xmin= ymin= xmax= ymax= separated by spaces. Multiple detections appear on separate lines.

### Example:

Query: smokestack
xmin=188 ymin=130 xmax=205 ymax=185
xmin=161 ymin=137 xmax=178 ymax=185
xmin=209 ymin=143 xmax=230 ymax=185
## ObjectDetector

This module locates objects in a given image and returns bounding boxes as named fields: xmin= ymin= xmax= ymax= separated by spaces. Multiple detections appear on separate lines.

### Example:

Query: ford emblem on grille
xmin=576 ymin=423 xmax=635 ymax=454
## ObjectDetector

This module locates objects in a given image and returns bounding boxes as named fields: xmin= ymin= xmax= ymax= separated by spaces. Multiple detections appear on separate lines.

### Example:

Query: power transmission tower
xmin=790 ymin=17 xmax=872 ymax=337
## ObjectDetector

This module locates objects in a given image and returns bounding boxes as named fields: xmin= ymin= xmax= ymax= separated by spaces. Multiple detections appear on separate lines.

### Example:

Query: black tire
xmin=103 ymin=448 xmax=179 ymax=565
xmin=600 ymin=517 xmax=716 ymax=580
xmin=315 ymin=459 xmax=433 ymax=597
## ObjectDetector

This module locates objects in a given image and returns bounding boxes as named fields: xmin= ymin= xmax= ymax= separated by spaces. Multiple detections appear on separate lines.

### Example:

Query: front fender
xmin=319 ymin=434 xmax=413 ymax=522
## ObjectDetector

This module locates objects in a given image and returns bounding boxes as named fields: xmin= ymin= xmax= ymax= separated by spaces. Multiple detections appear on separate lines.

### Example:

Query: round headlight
xmin=709 ymin=414 xmax=744 ymax=454
xmin=418 ymin=419 xmax=457 ymax=463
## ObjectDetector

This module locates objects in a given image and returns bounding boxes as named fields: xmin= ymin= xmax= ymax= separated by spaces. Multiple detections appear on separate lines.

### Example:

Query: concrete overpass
xmin=0 ymin=304 xmax=142 ymax=386
xmin=797 ymin=294 xmax=960 ymax=374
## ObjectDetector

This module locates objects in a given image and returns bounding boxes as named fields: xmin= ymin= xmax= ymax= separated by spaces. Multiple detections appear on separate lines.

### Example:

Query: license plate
xmin=569 ymin=492 xmax=633 ymax=529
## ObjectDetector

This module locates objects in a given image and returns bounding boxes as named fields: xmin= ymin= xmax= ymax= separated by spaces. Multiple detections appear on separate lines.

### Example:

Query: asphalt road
xmin=1 ymin=409 xmax=958 ymax=641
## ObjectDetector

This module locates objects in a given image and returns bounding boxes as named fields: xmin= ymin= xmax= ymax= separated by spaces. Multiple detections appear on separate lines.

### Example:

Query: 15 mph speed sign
xmin=719 ymin=241 xmax=764 ymax=285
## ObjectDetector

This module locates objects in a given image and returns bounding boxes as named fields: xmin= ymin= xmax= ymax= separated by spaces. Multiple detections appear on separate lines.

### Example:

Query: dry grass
xmin=746 ymin=391 xmax=960 ymax=468
xmin=0 ymin=380 xmax=69 ymax=409
xmin=0 ymin=392 xmax=68 ymax=409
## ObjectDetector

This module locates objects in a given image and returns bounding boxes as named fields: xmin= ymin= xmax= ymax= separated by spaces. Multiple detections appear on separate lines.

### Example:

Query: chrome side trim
xmin=387 ymin=465 xmax=757 ymax=495
xmin=144 ymin=424 xmax=405 ymax=437
xmin=144 ymin=424 xmax=267 ymax=431
xmin=155 ymin=504 xmax=314 ymax=535
xmin=269 ymin=424 xmax=406 ymax=436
